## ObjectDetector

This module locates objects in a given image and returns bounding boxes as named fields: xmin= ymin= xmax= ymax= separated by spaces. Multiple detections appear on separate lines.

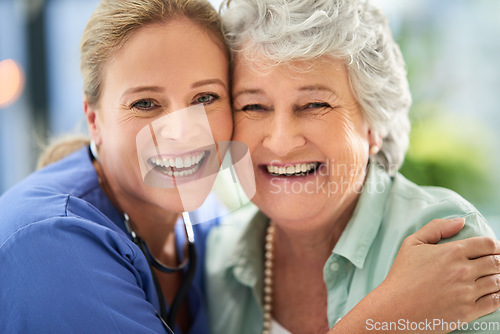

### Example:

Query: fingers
xmin=471 ymin=256 xmax=500 ymax=311
xmin=475 ymin=290 xmax=500 ymax=317
xmin=457 ymin=237 xmax=500 ymax=259
xmin=470 ymin=255 xmax=500 ymax=280
xmin=411 ymin=218 xmax=465 ymax=245
xmin=475 ymin=274 xmax=500 ymax=300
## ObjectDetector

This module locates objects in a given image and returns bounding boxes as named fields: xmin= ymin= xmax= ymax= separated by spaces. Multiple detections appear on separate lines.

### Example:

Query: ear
xmin=83 ymin=96 xmax=102 ymax=145
xmin=368 ymin=128 xmax=383 ymax=156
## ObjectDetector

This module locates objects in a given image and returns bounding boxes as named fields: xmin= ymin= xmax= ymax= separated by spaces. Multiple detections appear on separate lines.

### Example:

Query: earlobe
xmin=368 ymin=129 xmax=382 ymax=156
xmin=83 ymin=97 xmax=102 ymax=145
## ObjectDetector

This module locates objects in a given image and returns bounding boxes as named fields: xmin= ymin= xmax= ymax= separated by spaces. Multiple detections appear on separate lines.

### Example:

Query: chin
xmin=144 ymin=187 xmax=182 ymax=210
xmin=254 ymin=190 xmax=323 ymax=224
xmin=154 ymin=187 xmax=211 ymax=213
xmin=156 ymin=198 xmax=185 ymax=213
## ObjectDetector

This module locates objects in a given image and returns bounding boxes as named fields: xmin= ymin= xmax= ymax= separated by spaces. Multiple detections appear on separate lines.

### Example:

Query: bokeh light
xmin=0 ymin=59 xmax=25 ymax=109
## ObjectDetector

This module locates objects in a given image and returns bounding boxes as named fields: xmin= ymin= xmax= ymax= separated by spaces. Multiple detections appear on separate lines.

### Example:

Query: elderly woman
xmin=206 ymin=0 xmax=500 ymax=333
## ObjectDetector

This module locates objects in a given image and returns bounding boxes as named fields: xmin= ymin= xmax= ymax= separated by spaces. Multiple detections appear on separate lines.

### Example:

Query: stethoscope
xmin=123 ymin=212 xmax=197 ymax=334
xmin=90 ymin=142 xmax=197 ymax=333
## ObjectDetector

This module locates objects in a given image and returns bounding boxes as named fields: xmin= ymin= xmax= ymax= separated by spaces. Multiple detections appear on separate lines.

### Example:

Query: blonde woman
xmin=0 ymin=0 xmax=232 ymax=333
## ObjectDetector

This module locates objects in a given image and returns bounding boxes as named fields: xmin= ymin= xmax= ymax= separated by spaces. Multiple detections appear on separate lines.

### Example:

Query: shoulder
xmin=0 ymin=147 xmax=124 ymax=243
xmin=0 ymin=148 xmax=166 ymax=332
xmin=0 ymin=214 xmax=134 ymax=260
xmin=0 ymin=146 xmax=136 ymax=280
xmin=0 ymin=147 xmax=97 ymax=215
xmin=390 ymin=172 xmax=478 ymax=214
xmin=18 ymin=147 xmax=98 ymax=198
xmin=0 ymin=177 xmax=134 ymax=264
xmin=0 ymin=213 xmax=164 ymax=332
xmin=382 ymin=172 xmax=494 ymax=240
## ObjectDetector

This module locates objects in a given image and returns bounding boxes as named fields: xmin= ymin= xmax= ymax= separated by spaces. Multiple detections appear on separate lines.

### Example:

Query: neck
xmin=272 ymin=195 xmax=359 ymax=265
xmin=92 ymin=159 xmax=180 ymax=265
xmin=124 ymin=205 xmax=180 ymax=265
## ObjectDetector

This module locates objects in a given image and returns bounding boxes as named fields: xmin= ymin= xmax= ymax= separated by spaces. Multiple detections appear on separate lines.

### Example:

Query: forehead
xmin=232 ymin=55 xmax=350 ymax=91
xmin=103 ymin=19 xmax=229 ymax=89
xmin=235 ymin=53 xmax=344 ymax=71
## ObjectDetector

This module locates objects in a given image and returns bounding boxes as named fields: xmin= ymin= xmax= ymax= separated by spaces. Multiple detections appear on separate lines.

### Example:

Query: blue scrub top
xmin=0 ymin=147 xmax=220 ymax=333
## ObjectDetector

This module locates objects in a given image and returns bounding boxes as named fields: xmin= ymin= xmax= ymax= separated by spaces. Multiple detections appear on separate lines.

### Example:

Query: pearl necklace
xmin=262 ymin=223 xmax=275 ymax=334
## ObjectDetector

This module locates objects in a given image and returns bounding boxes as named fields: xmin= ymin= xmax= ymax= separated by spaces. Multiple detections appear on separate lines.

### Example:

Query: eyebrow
xmin=233 ymin=85 xmax=337 ymax=100
xmin=121 ymin=86 xmax=164 ymax=99
xmin=121 ymin=79 xmax=227 ymax=99
xmin=191 ymin=78 xmax=227 ymax=90
xmin=232 ymin=89 xmax=265 ymax=100
xmin=299 ymin=85 xmax=337 ymax=96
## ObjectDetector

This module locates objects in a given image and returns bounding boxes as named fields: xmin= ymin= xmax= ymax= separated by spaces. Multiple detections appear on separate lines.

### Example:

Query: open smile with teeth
xmin=148 ymin=151 xmax=207 ymax=177
xmin=266 ymin=162 xmax=320 ymax=176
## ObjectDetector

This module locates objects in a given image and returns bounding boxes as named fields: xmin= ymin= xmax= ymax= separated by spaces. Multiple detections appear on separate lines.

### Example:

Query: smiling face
xmin=85 ymin=18 xmax=232 ymax=213
xmin=232 ymin=56 xmax=378 ymax=228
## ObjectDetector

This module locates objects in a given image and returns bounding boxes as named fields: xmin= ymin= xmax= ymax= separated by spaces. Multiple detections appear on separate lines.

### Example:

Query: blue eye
xmin=131 ymin=99 xmax=157 ymax=111
xmin=194 ymin=93 xmax=219 ymax=105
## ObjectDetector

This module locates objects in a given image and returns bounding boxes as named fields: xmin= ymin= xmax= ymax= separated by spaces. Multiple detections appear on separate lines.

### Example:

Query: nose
xmin=156 ymin=105 xmax=208 ymax=143
xmin=262 ymin=111 xmax=306 ymax=157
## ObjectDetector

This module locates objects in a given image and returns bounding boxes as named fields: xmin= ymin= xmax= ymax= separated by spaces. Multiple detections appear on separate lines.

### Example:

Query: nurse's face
xmin=232 ymin=56 xmax=378 ymax=227
xmin=86 ymin=19 xmax=232 ymax=212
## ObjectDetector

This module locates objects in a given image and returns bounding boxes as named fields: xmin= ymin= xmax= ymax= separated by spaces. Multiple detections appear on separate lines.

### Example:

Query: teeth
xmin=175 ymin=157 xmax=183 ymax=168
xmin=266 ymin=163 xmax=318 ymax=176
xmin=164 ymin=165 xmax=198 ymax=177
xmin=149 ymin=151 xmax=206 ymax=177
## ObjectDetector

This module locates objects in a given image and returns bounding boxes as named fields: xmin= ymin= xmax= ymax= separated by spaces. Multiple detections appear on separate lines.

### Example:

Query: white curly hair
xmin=221 ymin=0 xmax=412 ymax=175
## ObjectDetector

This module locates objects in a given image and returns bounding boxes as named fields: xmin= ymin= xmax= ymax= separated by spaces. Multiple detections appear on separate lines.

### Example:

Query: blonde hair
xmin=37 ymin=135 xmax=90 ymax=169
xmin=39 ymin=0 xmax=227 ymax=166
xmin=81 ymin=0 xmax=228 ymax=107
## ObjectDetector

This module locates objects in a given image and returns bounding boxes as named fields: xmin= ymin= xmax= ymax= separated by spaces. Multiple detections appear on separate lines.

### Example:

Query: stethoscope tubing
xmin=90 ymin=144 xmax=197 ymax=332
xmin=124 ymin=212 xmax=197 ymax=332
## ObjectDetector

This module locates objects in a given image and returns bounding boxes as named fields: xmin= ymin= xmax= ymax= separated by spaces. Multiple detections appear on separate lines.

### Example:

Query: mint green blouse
xmin=206 ymin=165 xmax=500 ymax=334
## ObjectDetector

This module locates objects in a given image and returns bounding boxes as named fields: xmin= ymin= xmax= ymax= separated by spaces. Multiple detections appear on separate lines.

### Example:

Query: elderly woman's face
xmin=232 ymin=56 xmax=377 ymax=225
xmin=88 ymin=19 xmax=232 ymax=212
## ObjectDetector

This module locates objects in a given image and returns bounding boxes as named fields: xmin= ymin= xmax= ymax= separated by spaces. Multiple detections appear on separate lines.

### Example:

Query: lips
xmin=148 ymin=150 xmax=207 ymax=177
xmin=264 ymin=162 xmax=320 ymax=176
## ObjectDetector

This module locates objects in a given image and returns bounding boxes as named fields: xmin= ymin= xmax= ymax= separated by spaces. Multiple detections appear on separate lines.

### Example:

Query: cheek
xmin=333 ymin=133 xmax=369 ymax=173
xmin=99 ymin=111 xmax=128 ymax=143
xmin=315 ymin=119 xmax=368 ymax=178
xmin=232 ymin=115 xmax=256 ymax=146
xmin=102 ymin=122 xmax=143 ymax=166
xmin=335 ymin=134 xmax=370 ymax=188
xmin=209 ymin=110 xmax=233 ymax=142
xmin=326 ymin=114 xmax=369 ymax=155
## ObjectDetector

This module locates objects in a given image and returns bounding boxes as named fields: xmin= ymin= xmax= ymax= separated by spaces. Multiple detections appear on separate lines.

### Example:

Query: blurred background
xmin=1 ymin=0 xmax=499 ymax=235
